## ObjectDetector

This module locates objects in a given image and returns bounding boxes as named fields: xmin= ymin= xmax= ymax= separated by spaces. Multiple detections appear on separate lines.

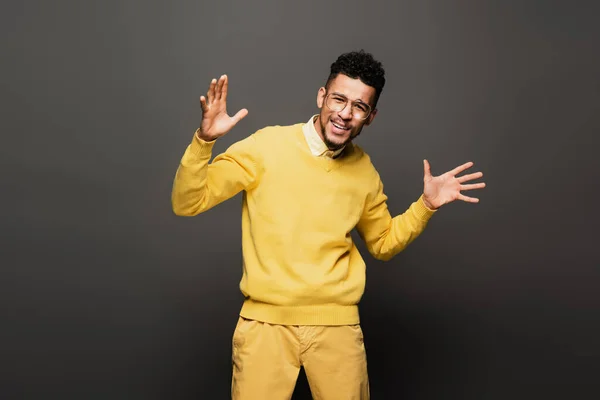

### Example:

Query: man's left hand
xmin=422 ymin=160 xmax=486 ymax=210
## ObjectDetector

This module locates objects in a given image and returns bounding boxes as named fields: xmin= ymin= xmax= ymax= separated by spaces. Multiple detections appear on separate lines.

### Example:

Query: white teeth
xmin=332 ymin=122 xmax=349 ymax=130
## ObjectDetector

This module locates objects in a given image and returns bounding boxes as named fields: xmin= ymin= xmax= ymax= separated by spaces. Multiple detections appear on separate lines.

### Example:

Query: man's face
xmin=315 ymin=74 xmax=378 ymax=150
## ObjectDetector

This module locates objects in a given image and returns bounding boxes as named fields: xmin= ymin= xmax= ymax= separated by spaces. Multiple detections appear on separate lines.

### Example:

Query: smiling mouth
xmin=331 ymin=121 xmax=350 ymax=131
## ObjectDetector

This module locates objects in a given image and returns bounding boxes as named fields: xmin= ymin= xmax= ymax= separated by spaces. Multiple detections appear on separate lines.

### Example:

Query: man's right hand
xmin=197 ymin=75 xmax=248 ymax=142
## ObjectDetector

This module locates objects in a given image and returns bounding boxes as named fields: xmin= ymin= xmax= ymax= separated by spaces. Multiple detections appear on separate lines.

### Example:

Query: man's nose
xmin=338 ymin=102 xmax=353 ymax=120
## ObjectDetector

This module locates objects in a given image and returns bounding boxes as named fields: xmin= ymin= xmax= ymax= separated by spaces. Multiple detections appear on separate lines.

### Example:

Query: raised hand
xmin=421 ymin=160 xmax=486 ymax=210
xmin=197 ymin=75 xmax=248 ymax=141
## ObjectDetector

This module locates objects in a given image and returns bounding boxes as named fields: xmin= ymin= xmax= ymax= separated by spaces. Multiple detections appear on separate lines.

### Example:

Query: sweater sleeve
xmin=171 ymin=129 xmax=263 ymax=216
xmin=356 ymin=173 xmax=437 ymax=261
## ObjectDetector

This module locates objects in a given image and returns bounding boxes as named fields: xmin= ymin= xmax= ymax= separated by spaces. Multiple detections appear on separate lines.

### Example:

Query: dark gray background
xmin=2 ymin=0 xmax=599 ymax=399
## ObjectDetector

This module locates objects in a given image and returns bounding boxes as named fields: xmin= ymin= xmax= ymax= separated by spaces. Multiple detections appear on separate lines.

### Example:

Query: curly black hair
xmin=326 ymin=50 xmax=386 ymax=107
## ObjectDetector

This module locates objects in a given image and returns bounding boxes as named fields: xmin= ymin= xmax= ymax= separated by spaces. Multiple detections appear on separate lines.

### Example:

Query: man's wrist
xmin=195 ymin=128 xmax=216 ymax=143
xmin=421 ymin=195 xmax=438 ymax=211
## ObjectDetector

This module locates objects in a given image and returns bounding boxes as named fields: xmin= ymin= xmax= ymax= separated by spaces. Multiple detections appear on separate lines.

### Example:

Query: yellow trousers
xmin=231 ymin=317 xmax=370 ymax=399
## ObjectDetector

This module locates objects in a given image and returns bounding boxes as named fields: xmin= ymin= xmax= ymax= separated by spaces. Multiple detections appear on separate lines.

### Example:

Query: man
xmin=171 ymin=50 xmax=485 ymax=399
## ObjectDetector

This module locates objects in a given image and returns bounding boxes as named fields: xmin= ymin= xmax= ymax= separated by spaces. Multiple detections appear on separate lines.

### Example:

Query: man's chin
xmin=324 ymin=139 xmax=347 ymax=151
xmin=324 ymin=132 xmax=350 ymax=150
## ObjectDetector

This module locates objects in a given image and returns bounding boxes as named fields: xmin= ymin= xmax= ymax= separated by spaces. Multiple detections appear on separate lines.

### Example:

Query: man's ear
xmin=317 ymin=87 xmax=326 ymax=108
xmin=365 ymin=108 xmax=378 ymax=126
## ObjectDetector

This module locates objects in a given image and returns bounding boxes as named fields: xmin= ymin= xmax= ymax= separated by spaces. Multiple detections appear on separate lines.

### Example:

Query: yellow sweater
xmin=172 ymin=122 xmax=436 ymax=325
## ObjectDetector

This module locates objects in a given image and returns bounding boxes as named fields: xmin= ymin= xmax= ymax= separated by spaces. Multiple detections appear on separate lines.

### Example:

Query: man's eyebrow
xmin=331 ymin=92 xmax=369 ymax=105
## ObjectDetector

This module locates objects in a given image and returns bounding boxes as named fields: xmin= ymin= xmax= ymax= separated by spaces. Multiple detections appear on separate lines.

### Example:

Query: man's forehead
xmin=328 ymin=74 xmax=376 ymax=104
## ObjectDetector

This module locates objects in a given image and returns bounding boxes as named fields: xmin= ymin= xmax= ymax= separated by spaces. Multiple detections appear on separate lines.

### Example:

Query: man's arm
xmin=171 ymin=74 xmax=258 ymax=216
xmin=356 ymin=175 xmax=436 ymax=261
xmin=171 ymin=131 xmax=262 ymax=216
xmin=356 ymin=159 xmax=486 ymax=261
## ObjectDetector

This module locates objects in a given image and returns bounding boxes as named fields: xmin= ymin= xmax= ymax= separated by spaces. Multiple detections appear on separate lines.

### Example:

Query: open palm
xmin=198 ymin=75 xmax=248 ymax=141
xmin=422 ymin=160 xmax=486 ymax=210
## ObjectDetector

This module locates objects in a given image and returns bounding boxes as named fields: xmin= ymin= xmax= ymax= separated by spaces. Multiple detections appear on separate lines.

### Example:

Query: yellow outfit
xmin=231 ymin=316 xmax=369 ymax=399
xmin=172 ymin=117 xmax=436 ymax=398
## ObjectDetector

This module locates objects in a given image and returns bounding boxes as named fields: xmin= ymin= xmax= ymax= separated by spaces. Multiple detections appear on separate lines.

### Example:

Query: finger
xmin=423 ymin=159 xmax=432 ymax=179
xmin=458 ymin=193 xmax=480 ymax=203
xmin=221 ymin=74 xmax=228 ymax=102
xmin=460 ymin=182 xmax=486 ymax=191
xmin=199 ymin=95 xmax=208 ymax=113
xmin=457 ymin=171 xmax=483 ymax=183
xmin=215 ymin=75 xmax=225 ymax=101
xmin=231 ymin=108 xmax=248 ymax=124
xmin=450 ymin=161 xmax=474 ymax=176
xmin=207 ymin=78 xmax=217 ymax=104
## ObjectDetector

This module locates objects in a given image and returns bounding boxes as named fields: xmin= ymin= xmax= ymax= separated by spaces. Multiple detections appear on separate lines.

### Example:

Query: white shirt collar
xmin=302 ymin=115 xmax=345 ymax=158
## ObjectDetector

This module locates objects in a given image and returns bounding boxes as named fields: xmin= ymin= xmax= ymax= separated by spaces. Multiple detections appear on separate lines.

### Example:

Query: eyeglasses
xmin=324 ymin=92 xmax=372 ymax=120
